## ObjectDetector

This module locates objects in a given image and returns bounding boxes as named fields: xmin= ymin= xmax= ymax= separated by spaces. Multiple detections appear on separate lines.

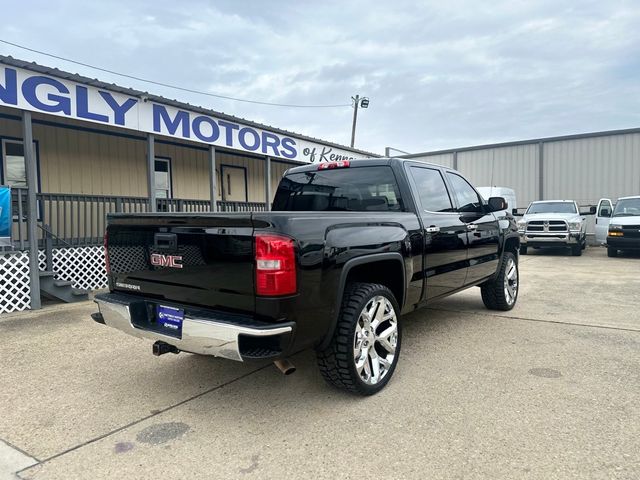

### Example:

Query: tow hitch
xmin=152 ymin=341 xmax=180 ymax=356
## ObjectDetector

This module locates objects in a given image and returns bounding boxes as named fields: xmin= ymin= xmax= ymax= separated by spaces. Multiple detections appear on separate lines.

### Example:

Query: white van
xmin=477 ymin=187 xmax=517 ymax=215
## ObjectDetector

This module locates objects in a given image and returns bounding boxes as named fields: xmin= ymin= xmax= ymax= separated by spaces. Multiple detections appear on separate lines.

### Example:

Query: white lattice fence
xmin=39 ymin=246 xmax=108 ymax=291
xmin=0 ymin=251 xmax=31 ymax=314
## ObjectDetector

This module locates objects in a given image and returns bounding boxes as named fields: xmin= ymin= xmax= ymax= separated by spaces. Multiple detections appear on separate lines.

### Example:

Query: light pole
xmin=350 ymin=95 xmax=369 ymax=148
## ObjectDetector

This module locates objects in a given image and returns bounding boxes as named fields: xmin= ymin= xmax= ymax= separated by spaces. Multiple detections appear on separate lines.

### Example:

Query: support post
xmin=209 ymin=146 xmax=217 ymax=212
xmin=350 ymin=95 xmax=360 ymax=148
xmin=453 ymin=151 xmax=458 ymax=170
xmin=22 ymin=111 xmax=41 ymax=309
xmin=147 ymin=134 xmax=156 ymax=212
xmin=265 ymin=156 xmax=272 ymax=211
xmin=538 ymin=141 xmax=544 ymax=200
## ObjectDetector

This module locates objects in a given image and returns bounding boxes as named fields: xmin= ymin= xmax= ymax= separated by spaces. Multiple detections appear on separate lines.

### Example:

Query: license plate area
xmin=130 ymin=301 xmax=184 ymax=339
xmin=155 ymin=305 xmax=183 ymax=338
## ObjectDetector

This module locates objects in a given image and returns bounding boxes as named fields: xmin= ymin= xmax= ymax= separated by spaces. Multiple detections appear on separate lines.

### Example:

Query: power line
xmin=0 ymin=39 xmax=352 ymax=109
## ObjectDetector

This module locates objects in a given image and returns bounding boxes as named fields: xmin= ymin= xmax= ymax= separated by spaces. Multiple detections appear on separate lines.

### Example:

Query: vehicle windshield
xmin=526 ymin=202 xmax=576 ymax=214
xmin=612 ymin=198 xmax=640 ymax=217
xmin=272 ymin=166 xmax=404 ymax=212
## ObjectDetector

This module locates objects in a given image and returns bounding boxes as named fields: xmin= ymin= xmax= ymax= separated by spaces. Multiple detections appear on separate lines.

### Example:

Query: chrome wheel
xmin=503 ymin=257 xmax=518 ymax=306
xmin=353 ymin=295 xmax=398 ymax=385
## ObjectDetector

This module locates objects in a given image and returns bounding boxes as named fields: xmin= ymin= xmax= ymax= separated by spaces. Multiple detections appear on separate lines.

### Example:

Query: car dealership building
xmin=0 ymin=55 xmax=373 ymax=313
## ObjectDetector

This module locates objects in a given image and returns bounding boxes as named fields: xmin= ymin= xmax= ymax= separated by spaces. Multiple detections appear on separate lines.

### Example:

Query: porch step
xmin=39 ymin=270 xmax=89 ymax=303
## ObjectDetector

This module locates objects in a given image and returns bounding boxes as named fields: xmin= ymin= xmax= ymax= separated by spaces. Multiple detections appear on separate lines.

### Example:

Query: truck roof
xmin=284 ymin=157 xmax=444 ymax=175
xmin=530 ymin=200 xmax=576 ymax=204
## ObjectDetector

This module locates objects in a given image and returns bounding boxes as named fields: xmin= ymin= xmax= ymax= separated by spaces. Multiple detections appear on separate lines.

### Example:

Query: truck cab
xmin=514 ymin=200 xmax=592 ymax=256
xmin=596 ymin=195 xmax=640 ymax=257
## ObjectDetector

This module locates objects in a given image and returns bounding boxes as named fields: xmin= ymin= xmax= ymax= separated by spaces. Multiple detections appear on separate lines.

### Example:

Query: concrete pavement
xmin=1 ymin=247 xmax=638 ymax=479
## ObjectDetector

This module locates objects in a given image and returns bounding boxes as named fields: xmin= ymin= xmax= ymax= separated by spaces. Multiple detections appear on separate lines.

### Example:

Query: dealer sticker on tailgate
xmin=156 ymin=305 xmax=184 ymax=338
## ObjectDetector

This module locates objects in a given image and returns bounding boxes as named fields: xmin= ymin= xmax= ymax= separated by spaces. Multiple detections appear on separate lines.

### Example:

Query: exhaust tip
xmin=274 ymin=359 xmax=296 ymax=375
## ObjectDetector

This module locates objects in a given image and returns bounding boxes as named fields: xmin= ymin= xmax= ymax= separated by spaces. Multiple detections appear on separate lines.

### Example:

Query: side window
xmin=446 ymin=172 xmax=482 ymax=213
xmin=409 ymin=167 xmax=453 ymax=213
xmin=597 ymin=199 xmax=612 ymax=217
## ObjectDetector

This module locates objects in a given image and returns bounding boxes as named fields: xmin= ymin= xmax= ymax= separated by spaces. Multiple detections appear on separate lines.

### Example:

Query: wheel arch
xmin=318 ymin=253 xmax=405 ymax=350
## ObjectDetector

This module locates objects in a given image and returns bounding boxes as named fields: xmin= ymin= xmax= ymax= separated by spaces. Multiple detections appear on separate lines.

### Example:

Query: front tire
xmin=571 ymin=244 xmax=582 ymax=256
xmin=519 ymin=246 xmax=528 ymax=255
xmin=481 ymin=252 xmax=519 ymax=311
xmin=607 ymin=247 xmax=617 ymax=257
xmin=316 ymin=283 xmax=401 ymax=396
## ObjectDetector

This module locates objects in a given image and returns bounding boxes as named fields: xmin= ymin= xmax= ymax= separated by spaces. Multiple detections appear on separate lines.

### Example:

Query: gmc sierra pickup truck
xmin=92 ymin=158 xmax=520 ymax=395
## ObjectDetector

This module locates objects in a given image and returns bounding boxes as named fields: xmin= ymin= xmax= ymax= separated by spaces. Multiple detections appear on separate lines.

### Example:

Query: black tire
xmin=607 ymin=247 xmax=617 ymax=258
xmin=481 ymin=252 xmax=519 ymax=311
xmin=581 ymin=238 xmax=587 ymax=250
xmin=571 ymin=244 xmax=582 ymax=256
xmin=519 ymin=246 xmax=528 ymax=255
xmin=316 ymin=283 xmax=402 ymax=396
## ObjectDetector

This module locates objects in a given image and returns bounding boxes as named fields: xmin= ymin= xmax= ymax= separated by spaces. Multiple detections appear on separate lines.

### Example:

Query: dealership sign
xmin=0 ymin=65 xmax=365 ymax=163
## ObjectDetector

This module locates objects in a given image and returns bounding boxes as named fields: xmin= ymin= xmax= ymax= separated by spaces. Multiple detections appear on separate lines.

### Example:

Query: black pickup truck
xmin=93 ymin=158 xmax=520 ymax=395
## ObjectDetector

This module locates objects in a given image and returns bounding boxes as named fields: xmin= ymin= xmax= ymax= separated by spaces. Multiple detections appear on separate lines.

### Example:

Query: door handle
xmin=466 ymin=224 xmax=478 ymax=230
xmin=425 ymin=226 xmax=440 ymax=233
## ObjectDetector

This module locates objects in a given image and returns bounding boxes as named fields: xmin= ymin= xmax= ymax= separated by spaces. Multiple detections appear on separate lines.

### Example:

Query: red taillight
xmin=255 ymin=234 xmax=296 ymax=296
xmin=103 ymin=230 xmax=110 ymax=274
xmin=318 ymin=160 xmax=350 ymax=170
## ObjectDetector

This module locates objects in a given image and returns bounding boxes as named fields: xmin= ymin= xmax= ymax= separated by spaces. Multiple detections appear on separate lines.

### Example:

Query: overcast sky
xmin=2 ymin=0 xmax=639 ymax=154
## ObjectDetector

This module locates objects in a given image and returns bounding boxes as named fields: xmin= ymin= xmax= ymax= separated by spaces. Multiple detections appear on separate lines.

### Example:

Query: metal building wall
xmin=457 ymin=144 xmax=539 ymax=207
xmin=543 ymin=133 xmax=640 ymax=205
xmin=405 ymin=128 xmax=640 ymax=238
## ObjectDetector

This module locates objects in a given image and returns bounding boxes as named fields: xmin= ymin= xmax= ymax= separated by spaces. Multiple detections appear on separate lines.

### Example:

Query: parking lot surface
xmin=1 ymin=247 xmax=639 ymax=479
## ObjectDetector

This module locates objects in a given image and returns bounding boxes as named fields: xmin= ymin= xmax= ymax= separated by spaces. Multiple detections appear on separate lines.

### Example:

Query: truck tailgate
xmin=106 ymin=214 xmax=255 ymax=313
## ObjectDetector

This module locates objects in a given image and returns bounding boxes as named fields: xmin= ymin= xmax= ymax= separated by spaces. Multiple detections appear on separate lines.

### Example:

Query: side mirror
xmin=599 ymin=207 xmax=611 ymax=218
xmin=487 ymin=197 xmax=507 ymax=213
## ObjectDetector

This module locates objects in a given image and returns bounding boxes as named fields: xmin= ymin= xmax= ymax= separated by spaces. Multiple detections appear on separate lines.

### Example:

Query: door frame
xmin=220 ymin=164 xmax=248 ymax=202
xmin=153 ymin=156 xmax=173 ymax=199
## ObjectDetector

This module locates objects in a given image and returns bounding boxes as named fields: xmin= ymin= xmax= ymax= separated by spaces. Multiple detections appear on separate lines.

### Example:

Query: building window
xmin=2 ymin=140 xmax=38 ymax=188
xmin=154 ymin=158 xmax=171 ymax=199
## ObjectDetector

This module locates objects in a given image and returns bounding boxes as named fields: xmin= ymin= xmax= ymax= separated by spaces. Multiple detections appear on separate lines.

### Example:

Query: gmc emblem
xmin=150 ymin=253 xmax=183 ymax=269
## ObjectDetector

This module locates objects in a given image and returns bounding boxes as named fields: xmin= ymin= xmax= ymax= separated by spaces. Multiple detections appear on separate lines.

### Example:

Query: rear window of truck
xmin=272 ymin=166 xmax=404 ymax=212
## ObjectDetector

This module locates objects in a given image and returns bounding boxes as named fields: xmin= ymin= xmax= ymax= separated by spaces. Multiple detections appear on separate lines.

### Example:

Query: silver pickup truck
xmin=513 ymin=200 xmax=595 ymax=256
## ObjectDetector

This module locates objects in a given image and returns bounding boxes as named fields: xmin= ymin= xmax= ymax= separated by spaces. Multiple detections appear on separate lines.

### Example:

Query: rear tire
xmin=571 ymin=244 xmax=582 ymax=256
xmin=607 ymin=247 xmax=617 ymax=257
xmin=519 ymin=246 xmax=528 ymax=255
xmin=481 ymin=252 xmax=519 ymax=311
xmin=316 ymin=283 xmax=401 ymax=396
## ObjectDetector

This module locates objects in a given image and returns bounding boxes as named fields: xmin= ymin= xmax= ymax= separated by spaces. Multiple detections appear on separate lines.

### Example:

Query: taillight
xmin=318 ymin=160 xmax=350 ymax=170
xmin=255 ymin=234 xmax=296 ymax=296
xmin=103 ymin=230 xmax=110 ymax=274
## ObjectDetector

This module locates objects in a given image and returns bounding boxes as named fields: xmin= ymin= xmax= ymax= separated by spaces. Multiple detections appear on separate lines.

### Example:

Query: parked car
xmin=513 ymin=200 xmax=594 ymax=256
xmin=92 ymin=158 xmax=520 ymax=395
xmin=595 ymin=195 xmax=640 ymax=257
xmin=477 ymin=187 xmax=516 ymax=217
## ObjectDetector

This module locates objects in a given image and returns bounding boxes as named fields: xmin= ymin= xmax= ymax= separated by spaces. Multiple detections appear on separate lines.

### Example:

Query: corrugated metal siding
xmin=543 ymin=133 xmax=640 ymax=205
xmin=457 ymin=144 xmax=539 ymax=207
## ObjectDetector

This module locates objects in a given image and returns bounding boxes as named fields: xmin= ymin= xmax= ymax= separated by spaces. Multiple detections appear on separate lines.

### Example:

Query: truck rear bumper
xmin=93 ymin=293 xmax=294 ymax=362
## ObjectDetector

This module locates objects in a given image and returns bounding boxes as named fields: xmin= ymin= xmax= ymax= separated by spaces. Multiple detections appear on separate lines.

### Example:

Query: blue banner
xmin=0 ymin=186 xmax=11 ymax=242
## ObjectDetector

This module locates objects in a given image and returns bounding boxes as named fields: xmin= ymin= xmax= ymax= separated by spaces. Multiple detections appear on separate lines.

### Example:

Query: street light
xmin=350 ymin=94 xmax=369 ymax=148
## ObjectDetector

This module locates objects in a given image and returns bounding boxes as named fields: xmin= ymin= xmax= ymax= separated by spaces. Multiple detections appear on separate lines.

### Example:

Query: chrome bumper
xmin=93 ymin=294 xmax=293 ymax=362
xmin=520 ymin=232 xmax=581 ymax=245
